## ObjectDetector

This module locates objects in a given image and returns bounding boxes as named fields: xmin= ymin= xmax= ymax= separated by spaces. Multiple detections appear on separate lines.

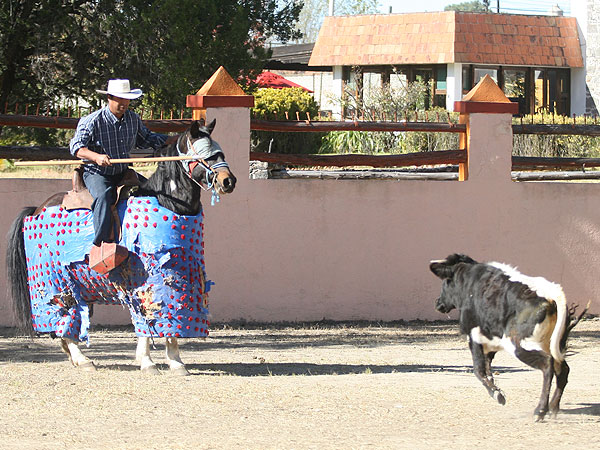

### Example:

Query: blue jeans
xmin=83 ymin=171 xmax=126 ymax=246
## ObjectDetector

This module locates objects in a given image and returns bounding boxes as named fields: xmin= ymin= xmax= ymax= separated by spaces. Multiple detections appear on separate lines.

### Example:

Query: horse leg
xmin=165 ymin=337 xmax=190 ymax=376
xmin=135 ymin=337 xmax=160 ymax=374
xmin=60 ymin=338 xmax=96 ymax=371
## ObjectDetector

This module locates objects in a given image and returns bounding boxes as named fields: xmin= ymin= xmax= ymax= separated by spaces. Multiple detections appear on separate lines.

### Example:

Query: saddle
xmin=62 ymin=167 xmax=141 ymax=211
xmin=62 ymin=167 xmax=141 ymax=274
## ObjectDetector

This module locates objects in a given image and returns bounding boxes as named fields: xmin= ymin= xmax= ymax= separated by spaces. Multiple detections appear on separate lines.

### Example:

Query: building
xmin=572 ymin=0 xmax=600 ymax=114
xmin=268 ymin=1 xmax=599 ymax=118
xmin=308 ymin=10 xmax=585 ymax=117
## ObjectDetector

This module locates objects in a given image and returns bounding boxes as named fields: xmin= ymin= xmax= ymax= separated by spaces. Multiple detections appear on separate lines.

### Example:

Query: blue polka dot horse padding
xmin=23 ymin=196 xmax=211 ymax=343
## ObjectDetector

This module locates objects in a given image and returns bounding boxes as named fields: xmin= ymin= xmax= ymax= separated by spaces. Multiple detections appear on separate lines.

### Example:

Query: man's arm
xmin=70 ymin=110 xmax=111 ymax=166
xmin=134 ymin=114 xmax=176 ymax=149
xmin=74 ymin=147 xmax=111 ymax=166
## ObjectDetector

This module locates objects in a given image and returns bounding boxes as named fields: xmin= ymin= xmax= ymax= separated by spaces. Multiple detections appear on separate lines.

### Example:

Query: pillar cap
xmin=187 ymin=66 xmax=254 ymax=108
xmin=454 ymin=74 xmax=518 ymax=114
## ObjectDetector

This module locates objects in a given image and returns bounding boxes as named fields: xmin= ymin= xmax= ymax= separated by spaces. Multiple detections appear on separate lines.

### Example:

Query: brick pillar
xmin=454 ymin=75 xmax=518 ymax=183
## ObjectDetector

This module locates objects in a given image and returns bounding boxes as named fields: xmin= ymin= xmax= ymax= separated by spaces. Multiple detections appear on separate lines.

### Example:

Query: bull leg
xmin=136 ymin=337 xmax=160 ymax=374
xmin=469 ymin=339 xmax=506 ymax=405
xmin=549 ymin=360 xmax=570 ymax=417
xmin=514 ymin=347 xmax=554 ymax=422
xmin=60 ymin=338 xmax=96 ymax=371
xmin=165 ymin=337 xmax=190 ymax=376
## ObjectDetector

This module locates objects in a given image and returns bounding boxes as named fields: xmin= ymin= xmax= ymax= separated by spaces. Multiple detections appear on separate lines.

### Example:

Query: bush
xmin=319 ymin=108 xmax=460 ymax=155
xmin=512 ymin=113 xmax=600 ymax=158
xmin=251 ymin=87 xmax=323 ymax=154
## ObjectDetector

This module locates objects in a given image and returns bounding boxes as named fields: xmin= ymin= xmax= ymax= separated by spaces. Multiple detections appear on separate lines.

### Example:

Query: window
xmin=474 ymin=67 xmax=498 ymax=84
xmin=503 ymin=69 xmax=527 ymax=116
xmin=534 ymin=69 xmax=570 ymax=116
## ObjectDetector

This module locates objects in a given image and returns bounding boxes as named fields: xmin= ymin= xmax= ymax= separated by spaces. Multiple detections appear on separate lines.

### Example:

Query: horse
xmin=6 ymin=119 xmax=236 ymax=375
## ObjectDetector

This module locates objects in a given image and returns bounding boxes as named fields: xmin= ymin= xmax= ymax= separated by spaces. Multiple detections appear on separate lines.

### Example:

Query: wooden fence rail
xmin=250 ymin=150 xmax=467 ymax=167
xmin=1 ymin=115 xmax=600 ymax=172
xmin=2 ymin=114 xmax=600 ymax=136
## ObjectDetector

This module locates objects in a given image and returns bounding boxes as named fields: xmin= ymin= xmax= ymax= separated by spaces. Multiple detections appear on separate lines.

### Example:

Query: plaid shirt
xmin=70 ymin=106 xmax=167 ymax=175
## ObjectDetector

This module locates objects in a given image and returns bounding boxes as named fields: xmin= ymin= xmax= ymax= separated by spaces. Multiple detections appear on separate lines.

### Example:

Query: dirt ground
xmin=0 ymin=318 xmax=599 ymax=450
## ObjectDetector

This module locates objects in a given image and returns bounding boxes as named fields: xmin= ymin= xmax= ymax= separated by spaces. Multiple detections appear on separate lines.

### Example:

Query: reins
xmin=177 ymin=133 xmax=230 ymax=206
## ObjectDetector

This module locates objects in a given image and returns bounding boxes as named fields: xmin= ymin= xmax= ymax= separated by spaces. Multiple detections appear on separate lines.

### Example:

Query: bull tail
xmin=550 ymin=289 xmax=590 ymax=363
xmin=559 ymin=301 xmax=591 ymax=352
xmin=6 ymin=206 xmax=37 ymax=333
xmin=548 ymin=287 xmax=568 ymax=363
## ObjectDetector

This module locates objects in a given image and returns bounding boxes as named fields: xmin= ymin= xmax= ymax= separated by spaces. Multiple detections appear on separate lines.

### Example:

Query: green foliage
xmin=252 ymin=87 xmax=323 ymax=154
xmin=0 ymin=0 xmax=303 ymax=144
xmin=320 ymin=108 xmax=460 ymax=155
xmin=295 ymin=0 xmax=380 ymax=43
xmin=513 ymin=113 xmax=600 ymax=158
xmin=321 ymin=80 xmax=460 ymax=154
xmin=0 ymin=127 xmax=73 ymax=147
xmin=253 ymin=87 xmax=319 ymax=120
xmin=444 ymin=1 xmax=489 ymax=12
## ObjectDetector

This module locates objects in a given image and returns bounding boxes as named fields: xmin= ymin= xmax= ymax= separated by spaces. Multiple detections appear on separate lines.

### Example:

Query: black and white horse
xmin=7 ymin=119 xmax=236 ymax=375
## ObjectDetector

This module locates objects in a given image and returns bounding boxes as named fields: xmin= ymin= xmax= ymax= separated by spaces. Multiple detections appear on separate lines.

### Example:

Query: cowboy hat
xmin=96 ymin=79 xmax=143 ymax=100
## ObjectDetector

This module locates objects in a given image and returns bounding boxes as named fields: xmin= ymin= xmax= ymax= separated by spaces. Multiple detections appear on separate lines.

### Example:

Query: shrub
xmin=512 ymin=113 xmax=600 ymax=158
xmin=251 ymin=87 xmax=323 ymax=154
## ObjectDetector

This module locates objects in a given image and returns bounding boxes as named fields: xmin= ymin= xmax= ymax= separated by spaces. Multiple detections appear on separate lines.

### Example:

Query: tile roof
xmin=308 ymin=12 xmax=583 ymax=68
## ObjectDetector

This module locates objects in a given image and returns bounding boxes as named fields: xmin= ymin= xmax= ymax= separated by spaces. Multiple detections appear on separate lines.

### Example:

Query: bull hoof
xmin=78 ymin=361 xmax=97 ymax=372
xmin=141 ymin=365 xmax=161 ymax=375
xmin=534 ymin=409 xmax=547 ymax=422
xmin=171 ymin=366 xmax=190 ymax=376
xmin=494 ymin=390 xmax=506 ymax=405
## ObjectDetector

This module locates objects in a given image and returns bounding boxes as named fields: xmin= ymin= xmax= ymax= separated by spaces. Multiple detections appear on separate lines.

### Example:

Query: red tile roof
xmin=308 ymin=12 xmax=583 ymax=68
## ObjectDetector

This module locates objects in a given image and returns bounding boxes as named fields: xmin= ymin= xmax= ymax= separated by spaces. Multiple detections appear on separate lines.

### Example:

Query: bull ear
xmin=429 ymin=260 xmax=455 ymax=279
xmin=206 ymin=118 xmax=216 ymax=134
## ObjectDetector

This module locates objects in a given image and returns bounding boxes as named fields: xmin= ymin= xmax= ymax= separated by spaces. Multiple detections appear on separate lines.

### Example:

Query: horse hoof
xmin=171 ymin=366 xmax=190 ymax=376
xmin=79 ymin=361 xmax=97 ymax=372
xmin=141 ymin=365 xmax=161 ymax=375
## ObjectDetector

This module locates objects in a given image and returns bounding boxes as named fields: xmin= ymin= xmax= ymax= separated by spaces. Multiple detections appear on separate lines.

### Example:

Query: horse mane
xmin=136 ymin=132 xmax=203 ymax=216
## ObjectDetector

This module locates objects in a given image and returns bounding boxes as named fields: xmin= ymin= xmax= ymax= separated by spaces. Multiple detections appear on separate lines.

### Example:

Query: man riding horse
xmin=69 ymin=79 xmax=177 ymax=270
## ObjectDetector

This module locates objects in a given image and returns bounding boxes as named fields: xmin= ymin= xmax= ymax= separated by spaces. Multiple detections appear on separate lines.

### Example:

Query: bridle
xmin=176 ymin=133 xmax=230 ymax=205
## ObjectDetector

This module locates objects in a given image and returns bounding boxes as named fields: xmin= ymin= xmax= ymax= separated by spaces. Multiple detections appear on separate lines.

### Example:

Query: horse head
xmin=176 ymin=119 xmax=236 ymax=195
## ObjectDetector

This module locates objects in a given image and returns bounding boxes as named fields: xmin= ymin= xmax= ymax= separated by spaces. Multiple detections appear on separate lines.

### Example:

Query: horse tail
xmin=6 ymin=206 xmax=37 ymax=333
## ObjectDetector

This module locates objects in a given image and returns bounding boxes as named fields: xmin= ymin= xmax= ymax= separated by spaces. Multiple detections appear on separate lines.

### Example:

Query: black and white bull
xmin=429 ymin=254 xmax=588 ymax=421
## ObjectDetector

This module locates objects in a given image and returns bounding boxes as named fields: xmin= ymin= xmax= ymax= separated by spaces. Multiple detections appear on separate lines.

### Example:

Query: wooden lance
xmin=14 ymin=155 xmax=209 ymax=166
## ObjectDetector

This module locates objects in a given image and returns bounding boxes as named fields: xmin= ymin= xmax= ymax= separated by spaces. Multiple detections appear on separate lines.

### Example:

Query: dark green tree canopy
xmin=0 ymin=0 xmax=302 ymax=113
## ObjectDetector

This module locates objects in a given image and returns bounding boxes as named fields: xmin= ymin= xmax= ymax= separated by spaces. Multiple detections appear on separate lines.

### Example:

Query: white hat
xmin=96 ymin=79 xmax=143 ymax=99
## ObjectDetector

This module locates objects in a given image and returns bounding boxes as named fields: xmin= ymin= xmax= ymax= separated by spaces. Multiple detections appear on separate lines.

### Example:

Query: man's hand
xmin=75 ymin=147 xmax=112 ymax=166
xmin=94 ymin=153 xmax=112 ymax=166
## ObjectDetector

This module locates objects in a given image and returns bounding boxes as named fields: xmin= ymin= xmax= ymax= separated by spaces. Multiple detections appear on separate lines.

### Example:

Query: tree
xmin=444 ymin=0 xmax=489 ymax=12
xmin=295 ymin=0 xmax=380 ymax=44
xmin=0 ymin=0 xmax=302 ymax=124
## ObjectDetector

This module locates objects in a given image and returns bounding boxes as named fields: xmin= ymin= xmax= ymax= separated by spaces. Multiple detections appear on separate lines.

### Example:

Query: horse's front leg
xmin=166 ymin=337 xmax=190 ymax=376
xmin=136 ymin=337 xmax=160 ymax=374
xmin=60 ymin=338 xmax=96 ymax=371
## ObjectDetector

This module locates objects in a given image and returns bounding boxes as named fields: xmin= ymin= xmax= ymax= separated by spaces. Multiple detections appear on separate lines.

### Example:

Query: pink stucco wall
xmin=0 ymin=107 xmax=598 ymax=327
